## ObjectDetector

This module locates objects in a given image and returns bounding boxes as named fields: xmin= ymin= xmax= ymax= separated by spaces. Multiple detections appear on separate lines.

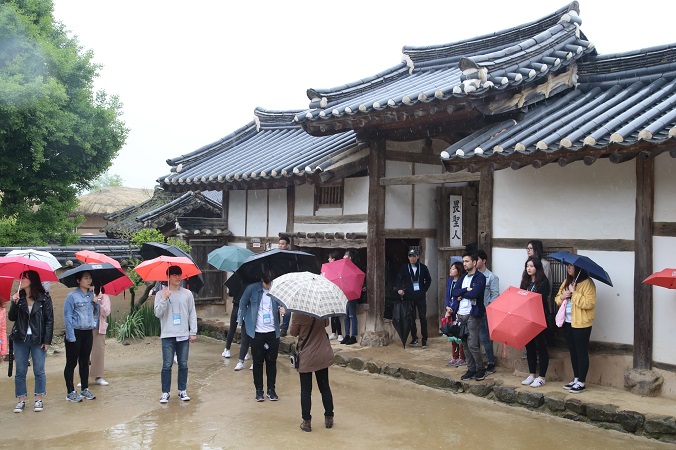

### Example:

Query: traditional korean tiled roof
xmin=159 ymin=108 xmax=361 ymax=191
xmin=439 ymin=44 xmax=676 ymax=169
xmin=103 ymin=189 xmax=222 ymax=239
xmin=295 ymin=2 xmax=594 ymax=132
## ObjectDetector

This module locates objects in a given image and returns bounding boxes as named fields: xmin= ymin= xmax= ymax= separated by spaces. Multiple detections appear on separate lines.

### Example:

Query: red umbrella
xmin=134 ymin=256 xmax=201 ymax=282
xmin=486 ymin=286 xmax=547 ymax=349
xmin=0 ymin=256 xmax=59 ymax=282
xmin=321 ymin=258 xmax=365 ymax=301
xmin=75 ymin=250 xmax=133 ymax=295
xmin=643 ymin=268 xmax=676 ymax=289
xmin=0 ymin=276 xmax=14 ymax=303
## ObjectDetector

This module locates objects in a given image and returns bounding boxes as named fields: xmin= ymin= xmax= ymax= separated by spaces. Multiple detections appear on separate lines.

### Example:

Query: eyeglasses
xmin=526 ymin=247 xmax=533 ymax=250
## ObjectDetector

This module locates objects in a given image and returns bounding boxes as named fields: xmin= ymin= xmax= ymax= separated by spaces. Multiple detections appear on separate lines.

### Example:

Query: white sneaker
xmin=178 ymin=390 xmax=190 ymax=401
xmin=244 ymin=353 xmax=250 ymax=361
xmin=249 ymin=364 xmax=253 ymax=370
xmin=95 ymin=378 xmax=109 ymax=386
xmin=329 ymin=333 xmax=337 ymax=340
xmin=530 ymin=377 xmax=546 ymax=388
xmin=173 ymin=355 xmax=178 ymax=365
xmin=222 ymin=348 xmax=231 ymax=358
xmin=521 ymin=375 xmax=535 ymax=385
xmin=76 ymin=382 xmax=81 ymax=387
xmin=160 ymin=393 xmax=170 ymax=403
xmin=234 ymin=361 xmax=244 ymax=371
xmin=337 ymin=335 xmax=343 ymax=342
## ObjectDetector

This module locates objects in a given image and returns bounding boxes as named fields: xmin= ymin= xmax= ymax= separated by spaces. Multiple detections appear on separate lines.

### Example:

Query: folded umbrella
xmin=7 ymin=249 xmax=61 ymax=271
xmin=321 ymin=258 xmax=365 ymax=301
xmin=75 ymin=250 xmax=133 ymax=295
xmin=547 ymin=251 xmax=613 ymax=287
xmin=0 ymin=256 xmax=59 ymax=282
xmin=487 ymin=286 xmax=547 ymax=349
xmin=134 ymin=256 xmax=202 ymax=283
xmin=208 ymin=246 xmax=254 ymax=273
xmin=59 ymin=263 xmax=128 ymax=288
xmin=391 ymin=298 xmax=413 ymax=348
xmin=642 ymin=268 xmax=676 ymax=289
xmin=139 ymin=242 xmax=204 ymax=293
xmin=269 ymin=271 xmax=347 ymax=319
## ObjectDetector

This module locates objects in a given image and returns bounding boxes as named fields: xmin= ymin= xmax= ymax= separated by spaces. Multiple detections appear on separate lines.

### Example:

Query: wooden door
xmin=189 ymin=238 xmax=225 ymax=304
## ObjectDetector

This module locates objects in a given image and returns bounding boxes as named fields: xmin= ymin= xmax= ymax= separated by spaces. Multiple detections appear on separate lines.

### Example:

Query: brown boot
xmin=325 ymin=416 xmax=334 ymax=429
xmin=300 ymin=419 xmax=312 ymax=432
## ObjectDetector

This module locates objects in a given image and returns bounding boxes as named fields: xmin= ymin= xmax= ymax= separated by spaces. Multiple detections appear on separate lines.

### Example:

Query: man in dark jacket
xmin=395 ymin=248 xmax=432 ymax=348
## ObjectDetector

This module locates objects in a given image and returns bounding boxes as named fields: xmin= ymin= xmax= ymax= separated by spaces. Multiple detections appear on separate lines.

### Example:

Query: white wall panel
xmin=246 ymin=190 xmax=268 ymax=236
xmin=654 ymin=153 xmax=676 ymax=222
xmin=227 ymin=190 xmax=246 ymax=236
xmin=268 ymin=189 xmax=287 ymax=236
xmin=344 ymin=177 xmax=369 ymax=215
xmin=295 ymin=184 xmax=314 ymax=216
xmin=413 ymin=164 xmax=442 ymax=229
xmin=653 ymin=236 xmax=676 ymax=365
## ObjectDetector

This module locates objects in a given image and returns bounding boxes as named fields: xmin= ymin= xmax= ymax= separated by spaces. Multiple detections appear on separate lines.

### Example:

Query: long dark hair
xmin=20 ymin=270 xmax=46 ymax=300
xmin=450 ymin=261 xmax=465 ymax=280
xmin=94 ymin=285 xmax=106 ymax=295
xmin=563 ymin=265 xmax=590 ymax=290
xmin=528 ymin=240 xmax=545 ymax=259
xmin=520 ymin=256 xmax=546 ymax=289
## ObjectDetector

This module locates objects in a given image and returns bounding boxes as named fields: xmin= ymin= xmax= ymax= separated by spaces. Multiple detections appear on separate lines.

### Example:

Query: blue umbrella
xmin=208 ymin=246 xmax=254 ymax=273
xmin=547 ymin=251 xmax=613 ymax=287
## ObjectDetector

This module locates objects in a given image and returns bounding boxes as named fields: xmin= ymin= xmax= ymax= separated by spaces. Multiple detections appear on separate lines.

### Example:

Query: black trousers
xmin=330 ymin=316 xmax=342 ymax=335
xmin=525 ymin=329 xmax=549 ymax=377
xmin=64 ymin=328 xmax=93 ymax=393
xmin=409 ymin=297 xmax=428 ymax=341
xmin=299 ymin=368 xmax=334 ymax=421
xmin=251 ymin=331 xmax=279 ymax=392
xmin=225 ymin=303 xmax=239 ymax=349
xmin=563 ymin=323 xmax=592 ymax=382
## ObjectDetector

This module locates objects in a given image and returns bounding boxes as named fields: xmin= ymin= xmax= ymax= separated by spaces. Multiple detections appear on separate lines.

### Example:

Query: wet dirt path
xmin=1 ymin=337 xmax=671 ymax=449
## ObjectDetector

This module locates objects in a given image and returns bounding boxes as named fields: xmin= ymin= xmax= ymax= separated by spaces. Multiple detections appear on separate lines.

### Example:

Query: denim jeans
xmin=479 ymin=315 xmax=495 ymax=365
xmin=14 ymin=340 xmax=47 ymax=397
xmin=344 ymin=301 xmax=358 ymax=336
xmin=161 ymin=337 xmax=190 ymax=393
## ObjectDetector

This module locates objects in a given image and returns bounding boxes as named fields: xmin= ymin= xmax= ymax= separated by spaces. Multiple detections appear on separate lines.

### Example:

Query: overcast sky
xmin=51 ymin=0 xmax=675 ymax=189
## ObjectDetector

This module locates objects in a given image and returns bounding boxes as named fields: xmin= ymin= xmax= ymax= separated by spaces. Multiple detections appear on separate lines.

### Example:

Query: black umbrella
xmin=391 ymin=298 xmax=413 ymax=348
xmin=139 ymin=242 xmax=204 ymax=293
xmin=59 ymin=263 xmax=127 ymax=288
xmin=234 ymin=249 xmax=320 ymax=283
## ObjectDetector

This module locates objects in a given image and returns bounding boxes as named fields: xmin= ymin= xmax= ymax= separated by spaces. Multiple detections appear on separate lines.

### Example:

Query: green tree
xmin=0 ymin=0 xmax=128 ymax=246
xmin=90 ymin=172 xmax=124 ymax=191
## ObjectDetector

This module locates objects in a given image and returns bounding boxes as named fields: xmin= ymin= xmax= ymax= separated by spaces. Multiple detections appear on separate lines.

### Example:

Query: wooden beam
xmin=383 ymin=228 xmax=437 ymax=239
xmin=653 ymin=222 xmax=676 ymax=237
xmin=493 ymin=238 xmax=635 ymax=252
xmin=385 ymin=150 xmax=441 ymax=165
xmin=380 ymin=171 xmax=481 ymax=186
xmin=367 ymin=139 xmax=386 ymax=332
xmin=295 ymin=214 xmax=368 ymax=224
xmin=478 ymin=167 xmax=494 ymax=258
xmin=296 ymin=238 xmax=367 ymax=248
xmin=634 ymin=157 xmax=654 ymax=370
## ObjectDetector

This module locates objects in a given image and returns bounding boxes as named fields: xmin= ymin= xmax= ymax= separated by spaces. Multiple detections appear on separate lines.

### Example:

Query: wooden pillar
xmin=478 ymin=167 xmax=494 ymax=262
xmin=367 ymin=141 xmax=386 ymax=331
xmin=286 ymin=184 xmax=295 ymax=237
xmin=633 ymin=157 xmax=654 ymax=370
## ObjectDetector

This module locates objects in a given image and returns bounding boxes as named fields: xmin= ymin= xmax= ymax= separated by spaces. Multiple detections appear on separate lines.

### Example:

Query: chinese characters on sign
xmin=449 ymin=195 xmax=462 ymax=247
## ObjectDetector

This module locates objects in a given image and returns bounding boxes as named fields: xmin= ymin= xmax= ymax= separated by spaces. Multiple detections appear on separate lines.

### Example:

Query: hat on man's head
xmin=167 ymin=265 xmax=183 ymax=276
xmin=408 ymin=248 xmax=419 ymax=257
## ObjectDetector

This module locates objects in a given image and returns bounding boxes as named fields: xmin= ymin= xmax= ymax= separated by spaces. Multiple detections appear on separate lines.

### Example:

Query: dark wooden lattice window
xmin=544 ymin=246 xmax=575 ymax=296
xmin=316 ymin=182 xmax=344 ymax=209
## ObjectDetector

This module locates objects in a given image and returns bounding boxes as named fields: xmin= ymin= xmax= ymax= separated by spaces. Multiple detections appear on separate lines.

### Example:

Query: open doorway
xmin=384 ymin=239 xmax=420 ymax=318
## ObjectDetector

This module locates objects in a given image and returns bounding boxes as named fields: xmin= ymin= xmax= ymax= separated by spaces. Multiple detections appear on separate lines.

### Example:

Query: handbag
xmin=449 ymin=318 xmax=469 ymax=341
xmin=290 ymin=318 xmax=316 ymax=369
xmin=555 ymin=299 xmax=567 ymax=327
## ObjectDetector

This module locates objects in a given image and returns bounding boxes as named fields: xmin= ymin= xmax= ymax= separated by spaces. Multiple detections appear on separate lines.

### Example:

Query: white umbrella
xmin=269 ymin=271 xmax=348 ymax=319
xmin=7 ymin=249 xmax=61 ymax=271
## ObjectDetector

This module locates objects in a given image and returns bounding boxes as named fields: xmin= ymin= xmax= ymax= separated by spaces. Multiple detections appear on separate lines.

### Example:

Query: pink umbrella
xmin=642 ymin=268 xmax=676 ymax=289
xmin=0 ymin=256 xmax=59 ymax=282
xmin=486 ymin=286 xmax=547 ymax=349
xmin=0 ymin=276 xmax=14 ymax=303
xmin=321 ymin=258 xmax=365 ymax=301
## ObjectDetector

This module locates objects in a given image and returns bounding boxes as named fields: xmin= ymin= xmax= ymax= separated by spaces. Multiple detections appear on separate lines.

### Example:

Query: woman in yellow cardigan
xmin=555 ymin=264 xmax=596 ymax=394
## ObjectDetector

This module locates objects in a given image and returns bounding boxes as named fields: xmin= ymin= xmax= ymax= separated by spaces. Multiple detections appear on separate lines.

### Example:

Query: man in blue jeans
xmin=476 ymin=250 xmax=499 ymax=374
xmin=154 ymin=266 xmax=197 ymax=404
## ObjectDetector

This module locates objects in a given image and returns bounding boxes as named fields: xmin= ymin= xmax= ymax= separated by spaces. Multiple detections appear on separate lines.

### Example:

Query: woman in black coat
xmin=519 ymin=257 xmax=550 ymax=388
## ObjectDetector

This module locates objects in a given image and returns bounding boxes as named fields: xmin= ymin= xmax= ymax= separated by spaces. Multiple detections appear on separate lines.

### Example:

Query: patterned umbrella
xmin=269 ymin=271 xmax=347 ymax=319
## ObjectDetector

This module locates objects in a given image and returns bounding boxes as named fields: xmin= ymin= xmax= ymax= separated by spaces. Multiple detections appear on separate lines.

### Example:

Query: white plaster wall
xmin=414 ymin=164 xmax=442 ymax=229
xmin=268 ymin=189 xmax=287 ymax=236
xmin=295 ymin=184 xmax=314 ymax=216
xmin=246 ymin=190 xmax=268 ymax=236
xmin=385 ymin=160 xmax=412 ymax=229
xmin=494 ymin=159 xmax=635 ymax=239
xmin=423 ymin=237 xmax=439 ymax=314
xmin=654 ymin=153 xmax=676 ymax=222
xmin=492 ymin=248 xmax=634 ymax=345
xmin=227 ymin=190 xmax=246 ymax=236
xmin=294 ymin=223 xmax=368 ymax=233
xmin=344 ymin=177 xmax=369 ymax=215
xmin=653 ymin=236 xmax=676 ymax=365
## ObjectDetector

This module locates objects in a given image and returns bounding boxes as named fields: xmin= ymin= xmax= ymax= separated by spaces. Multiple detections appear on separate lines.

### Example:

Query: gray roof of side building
xmin=158 ymin=107 xmax=360 ymax=191
xmin=439 ymin=43 xmax=676 ymax=166
xmin=295 ymin=2 xmax=594 ymax=126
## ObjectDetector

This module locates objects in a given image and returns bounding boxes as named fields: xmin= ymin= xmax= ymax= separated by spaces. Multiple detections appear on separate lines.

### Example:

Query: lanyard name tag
xmin=263 ymin=313 xmax=272 ymax=325
xmin=173 ymin=314 xmax=181 ymax=325
xmin=412 ymin=282 xmax=420 ymax=291
xmin=27 ymin=326 xmax=32 ymax=335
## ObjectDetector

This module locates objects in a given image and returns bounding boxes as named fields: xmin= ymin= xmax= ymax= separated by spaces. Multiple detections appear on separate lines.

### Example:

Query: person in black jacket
xmin=8 ymin=270 xmax=54 ymax=413
xmin=395 ymin=248 xmax=432 ymax=348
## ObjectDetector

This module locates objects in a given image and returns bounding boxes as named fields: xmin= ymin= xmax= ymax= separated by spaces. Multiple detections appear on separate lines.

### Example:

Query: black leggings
xmin=330 ymin=316 xmax=342 ymax=335
xmin=299 ymin=368 xmax=334 ymax=421
xmin=64 ymin=328 xmax=94 ymax=393
xmin=525 ymin=330 xmax=549 ymax=377
xmin=563 ymin=323 xmax=592 ymax=382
